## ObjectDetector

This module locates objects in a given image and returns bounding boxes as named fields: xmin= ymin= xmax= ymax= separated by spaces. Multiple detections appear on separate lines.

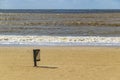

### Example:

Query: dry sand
xmin=0 ymin=47 xmax=120 ymax=80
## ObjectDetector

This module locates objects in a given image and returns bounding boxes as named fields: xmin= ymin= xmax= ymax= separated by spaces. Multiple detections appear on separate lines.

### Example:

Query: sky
xmin=0 ymin=0 xmax=120 ymax=9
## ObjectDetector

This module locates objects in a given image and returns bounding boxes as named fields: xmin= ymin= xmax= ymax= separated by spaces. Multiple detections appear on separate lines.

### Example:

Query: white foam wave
xmin=0 ymin=35 xmax=120 ymax=46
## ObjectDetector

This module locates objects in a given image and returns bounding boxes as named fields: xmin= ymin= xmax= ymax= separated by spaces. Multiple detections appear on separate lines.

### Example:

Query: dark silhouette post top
xmin=33 ymin=49 xmax=40 ymax=67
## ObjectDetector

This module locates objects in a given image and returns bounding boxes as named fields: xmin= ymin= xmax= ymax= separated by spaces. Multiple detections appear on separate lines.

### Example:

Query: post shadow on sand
xmin=33 ymin=49 xmax=58 ymax=69
xmin=35 ymin=66 xmax=58 ymax=69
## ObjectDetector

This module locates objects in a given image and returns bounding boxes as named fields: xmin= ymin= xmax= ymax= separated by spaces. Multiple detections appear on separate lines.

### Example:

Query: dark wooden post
xmin=33 ymin=49 xmax=40 ymax=67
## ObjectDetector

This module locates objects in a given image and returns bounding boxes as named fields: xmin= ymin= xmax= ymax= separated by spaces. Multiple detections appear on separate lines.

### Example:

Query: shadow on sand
xmin=34 ymin=66 xmax=58 ymax=69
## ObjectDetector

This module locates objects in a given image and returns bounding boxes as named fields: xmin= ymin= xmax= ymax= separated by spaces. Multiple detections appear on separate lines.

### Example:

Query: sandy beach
xmin=0 ymin=47 xmax=120 ymax=80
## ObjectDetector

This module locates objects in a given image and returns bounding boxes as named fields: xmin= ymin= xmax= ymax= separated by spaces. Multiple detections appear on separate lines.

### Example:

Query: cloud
xmin=0 ymin=0 xmax=120 ymax=9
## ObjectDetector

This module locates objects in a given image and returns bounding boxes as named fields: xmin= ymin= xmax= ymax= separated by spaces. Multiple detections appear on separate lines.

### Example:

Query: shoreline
xmin=0 ymin=35 xmax=120 ymax=47
xmin=1 ymin=44 xmax=120 ymax=47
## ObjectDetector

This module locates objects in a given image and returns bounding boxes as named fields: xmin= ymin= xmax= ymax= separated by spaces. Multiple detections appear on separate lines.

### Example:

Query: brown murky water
xmin=0 ymin=13 xmax=120 ymax=36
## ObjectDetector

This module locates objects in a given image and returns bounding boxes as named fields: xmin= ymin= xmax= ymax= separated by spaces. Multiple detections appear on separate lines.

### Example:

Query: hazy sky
xmin=0 ymin=0 xmax=120 ymax=9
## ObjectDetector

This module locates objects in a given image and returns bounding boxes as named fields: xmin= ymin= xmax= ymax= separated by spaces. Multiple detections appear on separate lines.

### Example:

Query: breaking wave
xmin=0 ymin=35 xmax=120 ymax=46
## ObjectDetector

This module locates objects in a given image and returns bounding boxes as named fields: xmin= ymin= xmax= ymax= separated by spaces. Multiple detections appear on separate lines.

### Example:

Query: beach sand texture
xmin=0 ymin=47 xmax=120 ymax=80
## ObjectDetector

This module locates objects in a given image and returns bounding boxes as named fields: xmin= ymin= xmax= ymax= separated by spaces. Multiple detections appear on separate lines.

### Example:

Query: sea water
xmin=0 ymin=9 xmax=120 ymax=46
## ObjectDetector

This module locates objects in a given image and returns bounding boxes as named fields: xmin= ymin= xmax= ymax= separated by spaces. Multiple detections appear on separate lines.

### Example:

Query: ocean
xmin=0 ymin=9 xmax=120 ymax=46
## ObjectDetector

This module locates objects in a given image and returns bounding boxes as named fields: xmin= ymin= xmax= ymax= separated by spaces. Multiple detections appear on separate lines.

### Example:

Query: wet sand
xmin=0 ymin=47 xmax=120 ymax=80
